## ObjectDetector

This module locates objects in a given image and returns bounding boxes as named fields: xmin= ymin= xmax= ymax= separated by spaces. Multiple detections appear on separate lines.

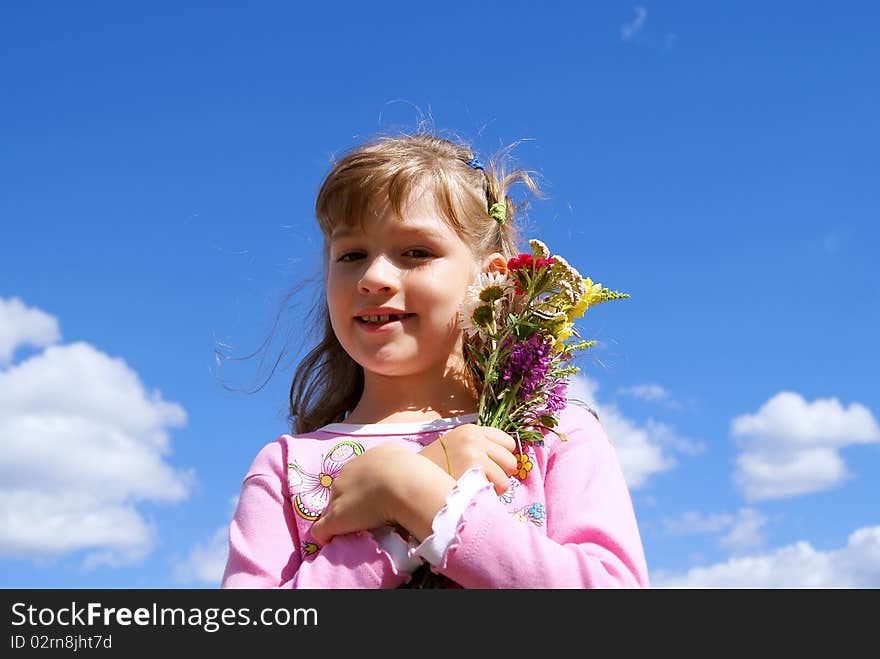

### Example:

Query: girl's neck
xmin=343 ymin=369 xmax=479 ymax=425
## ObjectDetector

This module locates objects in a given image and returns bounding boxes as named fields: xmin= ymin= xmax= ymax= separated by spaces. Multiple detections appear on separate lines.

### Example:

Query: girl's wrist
xmin=388 ymin=453 xmax=456 ymax=542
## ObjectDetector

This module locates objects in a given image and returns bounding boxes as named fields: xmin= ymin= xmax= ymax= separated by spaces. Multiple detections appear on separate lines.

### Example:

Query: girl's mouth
xmin=355 ymin=313 xmax=415 ymax=330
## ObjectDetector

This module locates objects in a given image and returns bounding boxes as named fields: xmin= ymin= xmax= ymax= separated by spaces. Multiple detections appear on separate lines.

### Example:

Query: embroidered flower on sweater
xmin=287 ymin=440 xmax=364 ymax=520
xmin=512 ymin=502 xmax=546 ymax=527
xmin=513 ymin=452 xmax=533 ymax=481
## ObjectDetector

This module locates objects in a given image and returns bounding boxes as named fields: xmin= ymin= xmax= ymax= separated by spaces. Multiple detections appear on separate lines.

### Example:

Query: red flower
xmin=507 ymin=254 xmax=555 ymax=295
xmin=507 ymin=253 xmax=534 ymax=271
xmin=507 ymin=254 xmax=555 ymax=272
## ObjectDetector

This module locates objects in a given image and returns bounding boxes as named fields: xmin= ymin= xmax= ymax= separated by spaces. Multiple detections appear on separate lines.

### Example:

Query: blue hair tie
xmin=466 ymin=156 xmax=485 ymax=171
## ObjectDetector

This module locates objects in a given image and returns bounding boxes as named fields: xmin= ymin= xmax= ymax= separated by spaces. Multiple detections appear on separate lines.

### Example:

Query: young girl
xmin=220 ymin=132 xmax=650 ymax=588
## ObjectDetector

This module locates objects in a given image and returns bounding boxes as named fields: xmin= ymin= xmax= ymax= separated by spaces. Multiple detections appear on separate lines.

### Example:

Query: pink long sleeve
xmin=221 ymin=403 xmax=649 ymax=589
xmin=220 ymin=440 xmax=411 ymax=589
xmin=434 ymin=405 xmax=650 ymax=588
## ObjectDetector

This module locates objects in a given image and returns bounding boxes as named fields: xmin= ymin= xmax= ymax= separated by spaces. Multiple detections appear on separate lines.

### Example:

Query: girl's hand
xmin=419 ymin=423 xmax=519 ymax=495
xmin=310 ymin=443 xmax=413 ymax=546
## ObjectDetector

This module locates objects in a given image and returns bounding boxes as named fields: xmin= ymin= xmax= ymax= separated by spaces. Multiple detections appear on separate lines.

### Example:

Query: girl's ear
xmin=483 ymin=252 xmax=508 ymax=276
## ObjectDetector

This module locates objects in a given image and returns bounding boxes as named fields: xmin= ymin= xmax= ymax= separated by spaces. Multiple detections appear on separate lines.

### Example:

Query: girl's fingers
xmin=422 ymin=427 xmax=520 ymax=485
xmin=485 ymin=441 xmax=519 ymax=476
xmin=310 ymin=516 xmax=330 ymax=545
xmin=481 ymin=427 xmax=518 ymax=452
xmin=447 ymin=424 xmax=515 ymax=453
xmin=483 ymin=461 xmax=512 ymax=495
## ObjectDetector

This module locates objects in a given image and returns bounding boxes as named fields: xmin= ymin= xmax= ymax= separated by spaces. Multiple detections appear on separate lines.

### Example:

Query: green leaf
xmin=519 ymin=429 xmax=545 ymax=443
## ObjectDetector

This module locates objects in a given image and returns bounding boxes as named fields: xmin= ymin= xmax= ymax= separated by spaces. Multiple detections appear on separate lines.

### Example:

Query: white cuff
xmin=371 ymin=526 xmax=424 ymax=574
xmin=407 ymin=467 xmax=489 ymax=567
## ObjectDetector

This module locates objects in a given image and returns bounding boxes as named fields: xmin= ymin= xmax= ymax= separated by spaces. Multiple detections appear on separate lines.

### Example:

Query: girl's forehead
xmin=330 ymin=216 xmax=453 ymax=242
xmin=329 ymin=194 xmax=461 ymax=243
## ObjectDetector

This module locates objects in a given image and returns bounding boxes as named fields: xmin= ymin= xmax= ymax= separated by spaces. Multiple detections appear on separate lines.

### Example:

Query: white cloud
xmin=567 ymin=374 xmax=701 ymax=489
xmin=663 ymin=511 xmax=736 ymax=535
xmin=172 ymin=496 xmax=238 ymax=586
xmin=652 ymin=525 xmax=880 ymax=588
xmin=731 ymin=391 xmax=880 ymax=501
xmin=735 ymin=447 xmax=848 ymax=501
xmin=621 ymin=6 xmax=647 ymax=41
xmin=719 ymin=509 xmax=768 ymax=552
xmin=617 ymin=383 xmax=684 ymax=410
xmin=0 ymin=490 xmax=156 ymax=564
xmin=645 ymin=419 xmax=705 ymax=456
xmin=0 ymin=297 xmax=192 ymax=566
xmin=0 ymin=297 xmax=61 ymax=364
xmin=567 ymin=371 xmax=600 ymax=403
xmin=172 ymin=526 xmax=230 ymax=587
xmin=732 ymin=391 xmax=880 ymax=446
xmin=662 ymin=508 xmax=767 ymax=552
xmin=618 ymin=384 xmax=669 ymax=402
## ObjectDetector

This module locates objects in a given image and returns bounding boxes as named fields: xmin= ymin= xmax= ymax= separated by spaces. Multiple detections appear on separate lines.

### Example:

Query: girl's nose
xmin=358 ymin=255 xmax=400 ymax=294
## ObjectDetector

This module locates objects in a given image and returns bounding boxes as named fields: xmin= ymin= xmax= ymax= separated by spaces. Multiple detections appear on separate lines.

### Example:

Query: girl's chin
xmin=359 ymin=363 xmax=421 ymax=379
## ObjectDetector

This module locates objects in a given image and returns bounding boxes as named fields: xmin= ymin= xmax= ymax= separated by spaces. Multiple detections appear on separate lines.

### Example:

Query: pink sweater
xmin=221 ymin=401 xmax=650 ymax=588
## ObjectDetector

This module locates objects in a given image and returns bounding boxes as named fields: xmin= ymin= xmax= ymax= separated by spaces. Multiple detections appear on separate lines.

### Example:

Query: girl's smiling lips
xmin=355 ymin=314 xmax=415 ymax=333
xmin=354 ymin=307 xmax=412 ymax=317
xmin=354 ymin=307 xmax=416 ymax=333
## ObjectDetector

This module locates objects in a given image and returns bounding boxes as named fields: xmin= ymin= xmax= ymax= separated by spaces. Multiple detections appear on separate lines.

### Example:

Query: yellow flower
xmin=557 ymin=321 xmax=574 ymax=342
xmin=568 ymin=296 xmax=589 ymax=321
xmin=552 ymin=310 xmax=586 ymax=352
xmin=582 ymin=277 xmax=605 ymax=309
xmin=580 ymin=277 xmax=630 ymax=308
xmin=513 ymin=453 xmax=533 ymax=481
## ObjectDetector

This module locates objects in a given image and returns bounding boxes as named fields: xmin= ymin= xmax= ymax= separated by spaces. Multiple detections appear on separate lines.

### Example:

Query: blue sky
xmin=2 ymin=2 xmax=878 ymax=588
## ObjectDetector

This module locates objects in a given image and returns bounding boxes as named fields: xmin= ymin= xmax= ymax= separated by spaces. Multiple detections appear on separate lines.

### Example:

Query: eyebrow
xmin=330 ymin=224 xmax=445 ymax=242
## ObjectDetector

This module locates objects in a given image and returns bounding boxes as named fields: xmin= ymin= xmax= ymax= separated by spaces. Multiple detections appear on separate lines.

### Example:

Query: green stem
xmin=476 ymin=276 xmax=544 ymax=427
xmin=490 ymin=378 xmax=522 ymax=429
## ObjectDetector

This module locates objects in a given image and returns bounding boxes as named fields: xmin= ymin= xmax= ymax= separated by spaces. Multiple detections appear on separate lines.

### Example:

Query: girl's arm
xmin=407 ymin=406 xmax=651 ymax=589
xmin=309 ymin=429 xmax=518 ymax=545
xmin=220 ymin=440 xmax=416 ymax=589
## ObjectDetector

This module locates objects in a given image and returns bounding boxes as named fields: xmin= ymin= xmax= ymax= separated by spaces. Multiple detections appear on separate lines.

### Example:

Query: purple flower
xmin=542 ymin=381 xmax=568 ymax=414
xmin=502 ymin=333 xmax=554 ymax=400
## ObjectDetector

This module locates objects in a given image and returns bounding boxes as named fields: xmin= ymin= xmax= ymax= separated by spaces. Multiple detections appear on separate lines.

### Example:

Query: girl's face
xmin=326 ymin=190 xmax=481 ymax=380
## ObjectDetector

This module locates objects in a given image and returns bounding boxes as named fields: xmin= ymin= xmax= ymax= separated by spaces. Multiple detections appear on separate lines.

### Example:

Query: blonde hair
xmin=288 ymin=130 xmax=544 ymax=434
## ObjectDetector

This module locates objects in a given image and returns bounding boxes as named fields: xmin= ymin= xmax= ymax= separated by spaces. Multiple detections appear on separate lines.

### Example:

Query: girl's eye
xmin=404 ymin=249 xmax=432 ymax=259
xmin=336 ymin=250 xmax=432 ymax=262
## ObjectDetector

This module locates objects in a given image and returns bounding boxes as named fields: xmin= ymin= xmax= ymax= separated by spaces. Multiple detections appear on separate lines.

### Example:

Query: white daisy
xmin=458 ymin=293 xmax=488 ymax=339
xmin=458 ymin=272 xmax=512 ymax=338
xmin=475 ymin=271 xmax=513 ymax=301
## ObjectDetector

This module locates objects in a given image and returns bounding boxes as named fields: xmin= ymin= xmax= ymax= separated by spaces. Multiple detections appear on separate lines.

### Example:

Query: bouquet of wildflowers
xmin=401 ymin=239 xmax=628 ymax=588
xmin=458 ymin=238 xmax=629 ymax=451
